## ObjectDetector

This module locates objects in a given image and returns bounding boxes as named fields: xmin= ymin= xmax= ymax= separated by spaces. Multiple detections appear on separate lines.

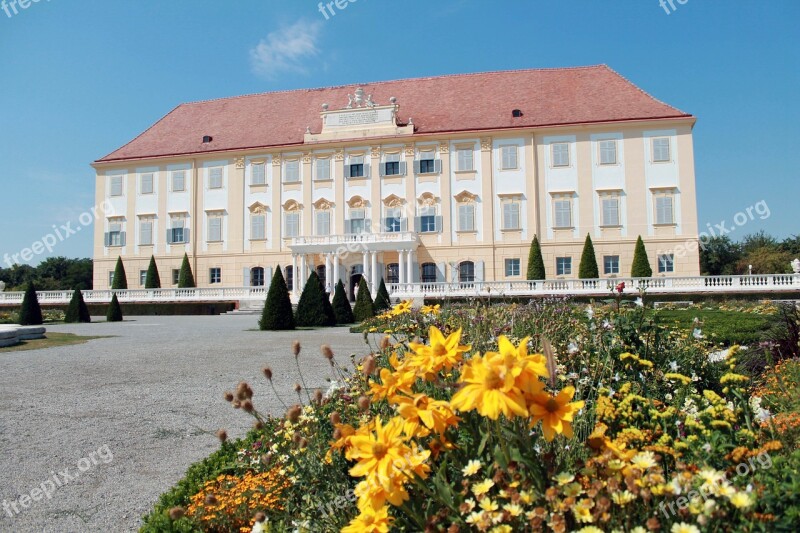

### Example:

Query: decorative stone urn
xmin=792 ymin=258 xmax=800 ymax=274
xmin=0 ymin=281 xmax=5 ymax=291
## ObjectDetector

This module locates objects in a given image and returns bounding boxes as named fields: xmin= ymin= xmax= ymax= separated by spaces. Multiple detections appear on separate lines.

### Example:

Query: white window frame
xmin=505 ymin=258 xmax=521 ymax=277
xmin=284 ymin=160 xmax=300 ymax=183
xmin=456 ymin=148 xmax=474 ymax=172
xmin=599 ymin=139 xmax=618 ymax=165
xmin=418 ymin=151 xmax=437 ymax=174
xmin=209 ymin=267 xmax=222 ymax=284
xmin=251 ymin=162 xmax=266 ymax=185
xmin=139 ymin=218 xmax=153 ymax=246
xmin=207 ymin=214 xmax=223 ymax=242
xmin=501 ymin=200 xmax=521 ymax=230
xmin=500 ymin=145 xmax=518 ymax=170
xmin=553 ymin=197 xmax=573 ymax=229
xmin=457 ymin=204 xmax=475 ymax=232
xmin=556 ymin=257 xmax=572 ymax=276
xmin=284 ymin=212 xmax=300 ymax=238
xmin=603 ymin=255 xmax=620 ymax=275
xmin=250 ymin=213 xmax=266 ymax=241
xmin=109 ymin=175 xmax=123 ymax=197
xmin=140 ymin=173 xmax=154 ymax=195
xmin=316 ymin=209 xmax=331 ymax=236
xmin=139 ymin=270 xmax=147 ymax=286
xmin=383 ymin=152 xmax=402 ymax=176
xmin=171 ymin=171 xmax=186 ymax=192
xmin=658 ymin=254 xmax=675 ymax=273
xmin=655 ymin=193 xmax=675 ymax=225
xmin=600 ymin=194 xmax=621 ymax=227
xmin=315 ymin=157 xmax=331 ymax=181
xmin=652 ymin=137 xmax=671 ymax=163
xmin=208 ymin=167 xmax=223 ymax=189
xmin=107 ymin=220 xmax=124 ymax=247
xmin=551 ymin=143 xmax=570 ymax=168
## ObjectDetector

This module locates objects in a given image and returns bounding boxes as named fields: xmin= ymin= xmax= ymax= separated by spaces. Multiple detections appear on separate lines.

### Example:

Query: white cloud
xmin=249 ymin=20 xmax=322 ymax=78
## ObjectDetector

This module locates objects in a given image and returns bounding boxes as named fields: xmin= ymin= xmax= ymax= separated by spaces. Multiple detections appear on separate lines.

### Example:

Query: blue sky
xmin=0 ymin=0 xmax=798 ymax=265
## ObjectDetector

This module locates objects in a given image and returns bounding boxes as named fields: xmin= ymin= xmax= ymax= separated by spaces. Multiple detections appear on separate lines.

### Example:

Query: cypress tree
xmin=631 ymin=236 xmax=653 ymax=277
xmin=526 ymin=235 xmax=546 ymax=280
xmin=18 ymin=282 xmax=43 ymax=326
xmin=373 ymin=278 xmax=391 ymax=311
xmin=259 ymin=266 xmax=295 ymax=330
xmin=332 ymin=279 xmax=355 ymax=325
xmin=578 ymin=234 xmax=600 ymax=279
xmin=295 ymin=272 xmax=336 ymax=327
xmin=65 ymin=289 xmax=91 ymax=323
xmin=106 ymin=293 xmax=123 ymax=322
xmin=144 ymin=256 xmax=161 ymax=289
xmin=353 ymin=277 xmax=375 ymax=322
xmin=177 ymin=253 xmax=195 ymax=288
xmin=111 ymin=256 xmax=128 ymax=290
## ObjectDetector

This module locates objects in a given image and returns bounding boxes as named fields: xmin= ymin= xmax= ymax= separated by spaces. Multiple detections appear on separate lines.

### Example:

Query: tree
xmin=740 ymin=231 xmax=778 ymax=256
xmin=65 ymin=289 xmax=91 ymax=323
xmin=259 ymin=266 xmax=295 ymax=330
xmin=374 ymin=278 xmax=391 ymax=311
xmin=526 ymin=235 xmax=546 ymax=280
xmin=699 ymin=236 xmax=741 ymax=276
xmin=332 ymin=280 xmax=355 ymax=325
xmin=18 ymin=282 xmax=43 ymax=326
xmin=295 ymin=272 xmax=336 ymax=327
xmin=578 ymin=234 xmax=599 ymax=279
xmin=177 ymin=253 xmax=195 ymax=288
xmin=111 ymin=256 xmax=128 ymax=290
xmin=780 ymin=235 xmax=800 ymax=257
xmin=106 ymin=293 xmax=123 ymax=322
xmin=144 ymin=256 xmax=161 ymax=289
xmin=737 ymin=247 xmax=793 ymax=275
xmin=353 ymin=277 xmax=375 ymax=322
xmin=631 ymin=236 xmax=653 ymax=277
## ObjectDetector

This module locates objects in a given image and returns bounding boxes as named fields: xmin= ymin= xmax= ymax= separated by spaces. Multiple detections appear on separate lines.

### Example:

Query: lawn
xmin=652 ymin=308 xmax=774 ymax=345
xmin=0 ymin=332 xmax=109 ymax=353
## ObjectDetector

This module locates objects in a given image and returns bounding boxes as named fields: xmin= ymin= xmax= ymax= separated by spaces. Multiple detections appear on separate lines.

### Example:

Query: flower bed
xmin=143 ymin=300 xmax=800 ymax=532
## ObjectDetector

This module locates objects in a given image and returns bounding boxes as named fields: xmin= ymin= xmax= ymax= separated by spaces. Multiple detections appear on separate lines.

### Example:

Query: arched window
xmin=285 ymin=266 xmax=294 ymax=291
xmin=459 ymin=261 xmax=475 ymax=282
xmin=386 ymin=263 xmax=399 ymax=284
xmin=316 ymin=264 xmax=327 ymax=284
xmin=421 ymin=262 xmax=437 ymax=283
xmin=251 ymin=267 xmax=265 ymax=287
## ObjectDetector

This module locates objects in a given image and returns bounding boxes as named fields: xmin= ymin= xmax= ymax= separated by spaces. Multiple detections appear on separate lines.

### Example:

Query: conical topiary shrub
xmin=111 ymin=256 xmax=128 ymax=290
xmin=373 ymin=278 xmax=391 ymax=311
xmin=259 ymin=266 xmax=295 ymax=330
xmin=144 ymin=255 xmax=161 ymax=289
xmin=353 ymin=277 xmax=375 ymax=322
xmin=18 ymin=282 xmax=43 ymax=326
xmin=65 ymin=289 xmax=91 ymax=323
xmin=631 ymin=236 xmax=653 ymax=278
xmin=527 ymin=235 xmax=546 ymax=280
xmin=332 ymin=279 xmax=355 ymax=325
xmin=578 ymin=234 xmax=600 ymax=279
xmin=106 ymin=293 xmax=123 ymax=322
xmin=295 ymin=272 xmax=336 ymax=327
xmin=178 ymin=253 xmax=195 ymax=288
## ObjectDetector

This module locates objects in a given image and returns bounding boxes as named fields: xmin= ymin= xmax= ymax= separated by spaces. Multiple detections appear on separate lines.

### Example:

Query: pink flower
xmin=615 ymin=282 xmax=626 ymax=294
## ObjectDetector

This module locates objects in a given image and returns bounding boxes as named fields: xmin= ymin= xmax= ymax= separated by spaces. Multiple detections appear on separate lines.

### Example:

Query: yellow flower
xmin=451 ymin=350 xmax=530 ymax=420
xmin=489 ymin=526 xmax=513 ymax=533
xmin=612 ymin=490 xmax=636 ymax=505
xmin=395 ymin=393 xmax=459 ymax=437
xmin=341 ymin=505 xmax=393 ymax=533
xmin=631 ymin=451 xmax=657 ymax=470
xmin=554 ymin=472 xmax=575 ymax=486
xmin=421 ymin=304 xmax=441 ymax=315
xmin=720 ymin=373 xmax=749 ymax=385
xmin=665 ymin=373 xmax=693 ymax=385
xmin=527 ymin=386 xmax=585 ymax=441
xmin=472 ymin=478 xmax=495 ymax=497
xmin=390 ymin=300 xmax=413 ymax=316
xmin=462 ymin=459 xmax=482 ymax=477
xmin=573 ymin=502 xmax=594 ymax=523
xmin=576 ymin=528 xmax=604 ymax=533
xmin=369 ymin=367 xmax=415 ymax=401
xmin=671 ymin=523 xmax=700 ymax=533
xmin=728 ymin=492 xmax=752 ymax=509
xmin=348 ymin=417 xmax=415 ymax=481
xmin=503 ymin=503 xmax=523 ymax=517
xmin=407 ymin=326 xmax=471 ymax=376
xmin=479 ymin=498 xmax=498 ymax=512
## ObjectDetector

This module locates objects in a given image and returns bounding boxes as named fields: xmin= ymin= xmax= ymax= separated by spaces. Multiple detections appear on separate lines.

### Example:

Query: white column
xmin=371 ymin=251 xmax=378 ymax=292
xmin=398 ymin=250 xmax=406 ymax=285
xmin=325 ymin=254 xmax=332 ymax=291
xmin=406 ymin=249 xmax=414 ymax=285
xmin=333 ymin=255 xmax=340 ymax=289
xmin=362 ymin=251 xmax=369 ymax=287
xmin=291 ymin=255 xmax=298 ymax=298
xmin=299 ymin=255 xmax=307 ymax=292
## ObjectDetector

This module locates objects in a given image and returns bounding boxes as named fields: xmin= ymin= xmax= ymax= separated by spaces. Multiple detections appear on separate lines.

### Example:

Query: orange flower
xmin=528 ymin=386 xmax=585 ymax=441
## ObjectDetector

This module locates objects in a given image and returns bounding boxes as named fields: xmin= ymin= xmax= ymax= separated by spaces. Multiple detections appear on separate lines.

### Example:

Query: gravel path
xmin=0 ymin=316 xmax=369 ymax=532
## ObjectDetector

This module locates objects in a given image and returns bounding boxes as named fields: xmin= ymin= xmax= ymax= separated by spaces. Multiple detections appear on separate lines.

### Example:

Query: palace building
xmin=92 ymin=65 xmax=700 ymax=299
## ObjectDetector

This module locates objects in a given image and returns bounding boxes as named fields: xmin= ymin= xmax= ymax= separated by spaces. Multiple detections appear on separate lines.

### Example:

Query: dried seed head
xmin=362 ymin=355 xmax=376 ymax=377
xmin=321 ymin=344 xmax=334 ymax=361
xmin=242 ymin=400 xmax=254 ymax=413
xmin=169 ymin=507 xmax=185 ymax=521
xmin=204 ymin=493 xmax=218 ymax=505
xmin=357 ymin=395 xmax=371 ymax=411
xmin=293 ymin=431 xmax=303 ymax=445
xmin=261 ymin=452 xmax=272 ymax=464
xmin=332 ymin=427 xmax=343 ymax=440
xmin=253 ymin=420 xmax=264 ymax=430
xmin=232 ymin=400 xmax=242 ymax=409
xmin=254 ymin=512 xmax=267 ymax=524
xmin=262 ymin=366 xmax=273 ymax=381
xmin=292 ymin=340 xmax=301 ymax=357
xmin=223 ymin=391 xmax=234 ymax=403
xmin=297 ymin=437 xmax=308 ymax=449
xmin=329 ymin=411 xmax=341 ymax=425
xmin=216 ymin=429 xmax=228 ymax=442
xmin=314 ymin=389 xmax=324 ymax=404
xmin=380 ymin=335 xmax=391 ymax=351
xmin=236 ymin=381 xmax=253 ymax=401
xmin=287 ymin=404 xmax=302 ymax=423
xmin=294 ymin=382 xmax=302 ymax=393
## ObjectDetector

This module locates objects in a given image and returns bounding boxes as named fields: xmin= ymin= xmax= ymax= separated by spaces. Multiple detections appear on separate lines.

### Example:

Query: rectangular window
xmin=603 ymin=255 xmax=620 ymax=275
xmin=655 ymin=194 xmax=675 ymax=225
xmin=315 ymin=158 xmax=331 ymax=181
xmin=139 ymin=270 xmax=147 ymax=286
xmin=501 ymin=145 xmax=518 ymax=170
xmin=458 ymin=204 xmax=475 ymax=232
xmin=386 ymin=264 xmax=399 ymax=284
xmin=556 ymin=257 xmax=572 ymax=276
xmin=109 ymin=271 xmax=115 ymax=287
xmin=284 ymin=160 xmax=300 ymax=183
xmin=348 ymin=209 xmax=366 ymax=234
xmin=601 ymin=196 xmax=620 ymax=226
xmin=284 ymin=212 xmax=300 ymax=238
xmin=385 ymin=207 xmax=402 ymax=233
xmin=209 ymin=267 xmax=222 ymax=284
xmin=653 ymin=137 xmax=671 ymax=162
xmin=552 ymin=143 xmax=570 ymax=167
xmin=505 ymin=258 xmax=521 ymax=277
xmin=140 ymin=173 xmax=154 ymax=194
xmin=171 ymin=171 xmax=185 ymax=192
xmin=421 ymin=263 xmax=437 ymax=283
xmin=502 ymin=201 xmax=521 ymax=230
xmin=169 ymin=215 xmax=187 ymax=244
xmin=383 ymin=153 xmax=401 ymax=176
xmin=172 ymin=269 xmax=180 ymax=285
xmin=209 ymin=167 xmax=223 ymax=189
xmin=316 ymin=210 xmax=331 ymax=236
xmin=658 ymin=254 xmax=675 ymax=273
xmin=110 ymin=175 xmax=123 ymax=197
xmin=347 ymin=155 xmax=365 ymax=178
xmin=251 ymin=162 xmax=266 ymax=185
xmin=457 ymin=148 xmax=474 ymax=171
xmin=139 ymin=219 xmax=153 ymax=246
xmin=554 ymin=198 xmax=572 ymax=228
xmin=599 ymin=140 xmax=617 ymax=165
xmin=207 ymin=215 xmax=223 ymax=242
xmin=250 ymin=214 xmax=266 ymax=240
xmin=419 ymin=206 xmax=437 ymax=233
xmin=418 ymin=152 xmax=437 ymax=174
xmin=108 ymin=220 xmax=124 ymax=247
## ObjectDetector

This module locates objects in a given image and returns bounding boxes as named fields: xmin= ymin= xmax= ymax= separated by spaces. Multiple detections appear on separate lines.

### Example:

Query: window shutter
xmin=364 ymin=219 xmax=371 ymax=232
xmin=436 ymin=262 xmax=446 ymax=283
xmin=399 ymin=161 xmax=407 ymax=176
xmin=434 ymin=159 xmax=442 ymax=174
xmin=413 ymin=161 xmax=421 ymax=175
xmin=343 ymin=164 xmax=351 ymax=178
xmin=264 ymin=267 xmax=273 ymax=288
xmin=120 ymin=232 xmax=127 ymax=247
xmin=475 ymin=260 xmax=485 ymax=282
xmin=345 ymin=219 xmax=352 ymax=234
xmin=414 ymin=216 xmax=421 ymax=230
xmin=400 ymin=218 xmax=408 ymax=232
xmin=166 ymin=229 xmax=172 ymax=244
xmin=184 ymin=228 xmax=190 ymax=243
xmin=242 ymin=268 xmax=250 ymax=287
xmin=435 ymin=215 xmax=443 ymax=232
xmin=379 ymin=163 xmax=386 ymax=177
xmin=104 ymin=232 xmax=110 ymax=246
xmin=363 ymin=163 xmax=370 ymax=178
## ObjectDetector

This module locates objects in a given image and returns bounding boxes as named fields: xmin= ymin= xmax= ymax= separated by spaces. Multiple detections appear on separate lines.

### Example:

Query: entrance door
xmin=349 ymin=265 xmax=364 ymax=301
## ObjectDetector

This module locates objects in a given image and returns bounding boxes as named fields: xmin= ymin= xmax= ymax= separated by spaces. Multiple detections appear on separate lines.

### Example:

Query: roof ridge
xmin=179 ymin=64 xmax=609 ymax=106
xmin=601 ymin=64 xmax=690 ymax=116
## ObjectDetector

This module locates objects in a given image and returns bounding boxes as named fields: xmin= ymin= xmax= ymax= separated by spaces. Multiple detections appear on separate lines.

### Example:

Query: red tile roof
xmin=96 ymin=65 xmax=692 ymax=164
